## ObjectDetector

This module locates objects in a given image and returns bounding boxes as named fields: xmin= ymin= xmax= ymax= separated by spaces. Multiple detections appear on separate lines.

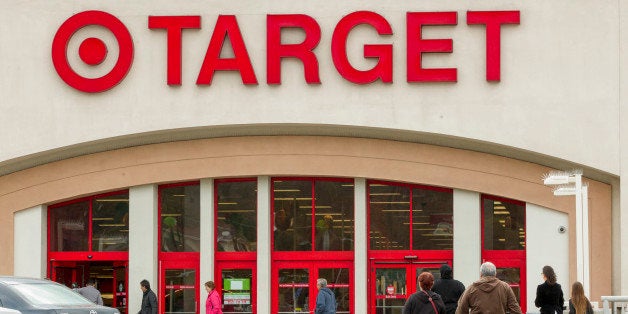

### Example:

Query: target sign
xmin=52 ymin=11 xmax=134 ymax=93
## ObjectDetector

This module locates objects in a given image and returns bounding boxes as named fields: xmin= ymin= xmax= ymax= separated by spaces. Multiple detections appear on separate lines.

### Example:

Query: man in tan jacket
xmin=455 ymin=262 xmax=522 ymax=314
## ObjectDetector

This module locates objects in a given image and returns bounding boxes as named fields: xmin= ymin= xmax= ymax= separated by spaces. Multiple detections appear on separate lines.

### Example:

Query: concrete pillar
xmin=453 ymin=189 xmax=481 ymax=287
xmin=257 ymin=176 xmax=271 ymax=314
xmin=354 ymin=178 xmax=368 ymax=314
xmin=129 ymin=184 xmax=158 ymax=313
xmin=13 ymin=205 xmax=46 ymax=278
xmin=200 ymin=178 xmax=215 ymax=314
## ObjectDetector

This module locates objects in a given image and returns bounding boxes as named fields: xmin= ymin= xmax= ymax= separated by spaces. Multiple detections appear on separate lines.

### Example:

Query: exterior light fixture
xmin=542 ymin=169 xmax=589 ymax=297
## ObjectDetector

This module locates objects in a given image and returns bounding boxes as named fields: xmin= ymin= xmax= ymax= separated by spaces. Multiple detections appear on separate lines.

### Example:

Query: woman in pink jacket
xmin=205 ymin=281 xmax=223 ymax=314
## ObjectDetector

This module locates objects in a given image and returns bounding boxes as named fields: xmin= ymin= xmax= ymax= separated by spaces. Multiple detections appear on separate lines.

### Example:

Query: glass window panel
xmin=483 ymin=198 xmax=525 ymax=250
xmin=50 ymin=201 xmax=89 ymax=251
xmin=369 ymin=184 xmax=410 ymax=250
xmin=164 ymin=269 xmax=196 ymax=314
xmin=319 ymin=268 xmax=350 ymax=313
xmin=277 ymin=268 xmax=309 ymax=313
xmin=496 ymin=267 xmax=521 ymax=304
xmin=92 ymin=193 xmax=129 ymax=251
xmin=221 ymin=269 xmax=253 ymax=313
xmin=161 ymin=184 xmax=200 ymax=252
xmin=273 ymin=181 xmax=313 ymax=251
xmin=414 ymin=267 xmax=442 ymax=284
xmin=217 ymin=181 xmax=257 ymax=252
xmin=375 ymin=268 xmax=406 ymax=314
xmin=412 ymin=188 xmax=453 ymax=250
xmin=314 ymin=181 xmax=354 ymax=251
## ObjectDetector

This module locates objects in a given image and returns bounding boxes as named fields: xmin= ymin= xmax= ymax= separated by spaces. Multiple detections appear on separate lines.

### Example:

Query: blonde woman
xmin=568 ymin=281 xmax=593 ymax=314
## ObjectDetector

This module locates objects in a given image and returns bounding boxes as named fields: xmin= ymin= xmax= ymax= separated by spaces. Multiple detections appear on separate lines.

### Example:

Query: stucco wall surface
xmin=0 ymin=0 xmax=620 ymax=175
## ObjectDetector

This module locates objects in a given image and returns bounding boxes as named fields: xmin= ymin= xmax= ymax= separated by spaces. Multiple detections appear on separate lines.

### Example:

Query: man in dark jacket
xmin=139 ymin=279 xmax=157 ymax=314
xmin=432 ymin=264 xmax=465 ymax=314
xmin=315 ymin=278 xmax=336 ymax=314
xmin=455 ymin=262 xmax=522 ymax=314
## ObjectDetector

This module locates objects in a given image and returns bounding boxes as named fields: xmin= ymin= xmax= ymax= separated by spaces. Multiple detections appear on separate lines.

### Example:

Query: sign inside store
xmin=52 ymin=10 xmax=520 ymax=93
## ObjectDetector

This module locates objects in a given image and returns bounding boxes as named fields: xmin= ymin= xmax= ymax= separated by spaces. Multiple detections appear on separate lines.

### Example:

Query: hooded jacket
xmin=432 ymin=265 xmax=465 ymax=314
xmin=315 ymin=287 xmax=336 ymax=314
xmin=403 ymin=290 xmax=447 ymax=314
xmin=455 ymin=276 xmax=522 ymax=314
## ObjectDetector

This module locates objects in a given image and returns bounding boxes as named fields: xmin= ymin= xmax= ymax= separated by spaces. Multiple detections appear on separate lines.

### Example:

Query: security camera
xmin=558 ymin=226 xmax=567 ymax=234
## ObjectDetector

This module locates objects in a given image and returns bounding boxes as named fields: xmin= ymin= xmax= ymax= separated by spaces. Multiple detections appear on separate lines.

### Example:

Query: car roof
xmin=0 ymin=277 xmax=54 ymax=285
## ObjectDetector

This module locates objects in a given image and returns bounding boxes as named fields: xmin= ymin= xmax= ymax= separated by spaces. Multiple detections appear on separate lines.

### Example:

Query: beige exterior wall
xmin=0 ymin=136 xmax=612 ymax=299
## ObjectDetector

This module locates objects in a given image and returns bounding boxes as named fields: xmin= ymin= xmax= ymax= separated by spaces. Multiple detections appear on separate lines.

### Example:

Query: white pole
xmin=574 ymin=174 xmax=584 ymax=289
xmin=582 ymin=184 xmax=590 ymax=298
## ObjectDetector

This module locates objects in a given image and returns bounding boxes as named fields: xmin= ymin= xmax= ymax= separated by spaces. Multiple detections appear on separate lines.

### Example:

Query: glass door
xmin=160 ymin=260 xmax=199 ymax=314
xmin=51 ymin=261 xmax=85 ymax=288
xmin=370 ymin=261 xmax=444 ymax=314
xmin=216 ymin=261 xmax=256 ymax=314
xmin=113 ymin=262 xmax=128 ymax=314
xmin=272 ymin=261 xmax=352 ymax=314
xmin=490 ymin=259 xmax=526 ymax=313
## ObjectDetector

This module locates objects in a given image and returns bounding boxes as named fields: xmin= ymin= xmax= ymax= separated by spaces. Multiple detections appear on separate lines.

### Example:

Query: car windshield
xmin=12 ymin=282 xmax=94 ymax=306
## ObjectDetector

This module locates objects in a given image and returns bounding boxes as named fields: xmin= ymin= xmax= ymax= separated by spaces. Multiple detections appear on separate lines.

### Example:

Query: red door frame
xmin=271 ymin=260 xmax=354 ymax=314
xmin=47 ymin=190 xmax=130 ymax=312
xmin=368 ymin=259 xmax=451 ymax=314
xmin=159 ymin=259 xmax=200 ymax=314
xmin=215 ymin=261 xmax=257 ymax=313
xmin=49 ymin=260 xmax=129 ymax=313
xmin=481 ymin=194 xmax=527 ymax=313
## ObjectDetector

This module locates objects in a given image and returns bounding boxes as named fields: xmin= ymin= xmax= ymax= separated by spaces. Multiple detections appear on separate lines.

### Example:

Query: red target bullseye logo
xmin=52 ymin=11 xmax=134 ymax=93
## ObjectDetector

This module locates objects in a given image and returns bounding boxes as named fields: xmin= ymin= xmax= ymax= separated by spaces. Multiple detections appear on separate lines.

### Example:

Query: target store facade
xmin=0 ymin=1 xmax=626 ymax=313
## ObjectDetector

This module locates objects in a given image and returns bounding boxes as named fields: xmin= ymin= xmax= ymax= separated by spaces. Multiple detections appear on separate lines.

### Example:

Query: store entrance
xmin=50 ymin=261 xmax=128 ymax=313
xmin=369 ymin=261 xmax=446 ymax=314
xmin=272 ymin=261 xmax=353 ymax=314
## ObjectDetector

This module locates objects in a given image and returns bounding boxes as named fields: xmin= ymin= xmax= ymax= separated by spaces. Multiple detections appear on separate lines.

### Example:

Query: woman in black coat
xmin=534 ymin=266 xmax=565 ymax=314
xmin=403 ymin=272 xmax=446 ymax=314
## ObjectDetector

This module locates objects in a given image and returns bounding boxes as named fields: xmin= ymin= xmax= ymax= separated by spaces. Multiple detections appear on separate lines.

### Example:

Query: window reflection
xmin=496 ymin=267 xmax=521 ymax=303
xmin=483 ymin=197 xmax=525 ymax=250
xmin=314 ymin=181 xmax=354 ymax=251
xmin=369 ymin=182 xmax=453 ymax=251
xmin=164 ymin=269 xmax=196 ymax=313
xmin=273 ymin=179 xmax=354 ymax=252
xmin=319 ymin=268 xmax=350 ymax=313
xmin=412 ymin=188 xmax=453 ymax=250
xmin=278 ymin=268 xmax=309 ymax=312
xmin=160 ymin=184 xmax=200 ymax=252
xmin=92 ymin=193 xmax=129 ymax=251
xmin=50 ymin=201 xmax=89 ymax=251
xmin=217 ymin=180 xmax=257 ymax=252
xmin=369 ymin=184 xmax=410 ymax=250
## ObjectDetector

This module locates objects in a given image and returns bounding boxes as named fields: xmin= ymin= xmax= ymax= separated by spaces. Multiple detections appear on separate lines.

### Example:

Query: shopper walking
xmin=569 ymin=281 xmax=594 ymax=314
xmin=432 ymin=264 xmax=465 ymax=314
xmin=315 ymin=278 xmax=336 ymax=314
xmin=403 ymin=271 xmax=446 ymax=314
xmin=139 ymin=279 xmax=157 ymax=314
xmin=455 ymin=261 xmax=522 ymax=314
xmin=205 ymin=281 xmax=223 ymax=314
xmin=535 ymin=265 xmax=565 ymax=314
xmin=77 ymin=278 xmax=103 ymax=305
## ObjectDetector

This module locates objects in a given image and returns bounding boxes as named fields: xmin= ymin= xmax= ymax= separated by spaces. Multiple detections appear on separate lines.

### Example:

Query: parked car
xmin=0 ymin=277 xmax=120 ymax=314
xmin=0 ymin=307 xmax=20 ymax=314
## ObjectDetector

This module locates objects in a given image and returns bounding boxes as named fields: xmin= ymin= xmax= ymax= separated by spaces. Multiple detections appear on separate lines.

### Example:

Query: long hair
xmin=571 ymin=281 xmax=589 ymax=314
xmin=542 ymin=265 xmax=557 ymax=285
